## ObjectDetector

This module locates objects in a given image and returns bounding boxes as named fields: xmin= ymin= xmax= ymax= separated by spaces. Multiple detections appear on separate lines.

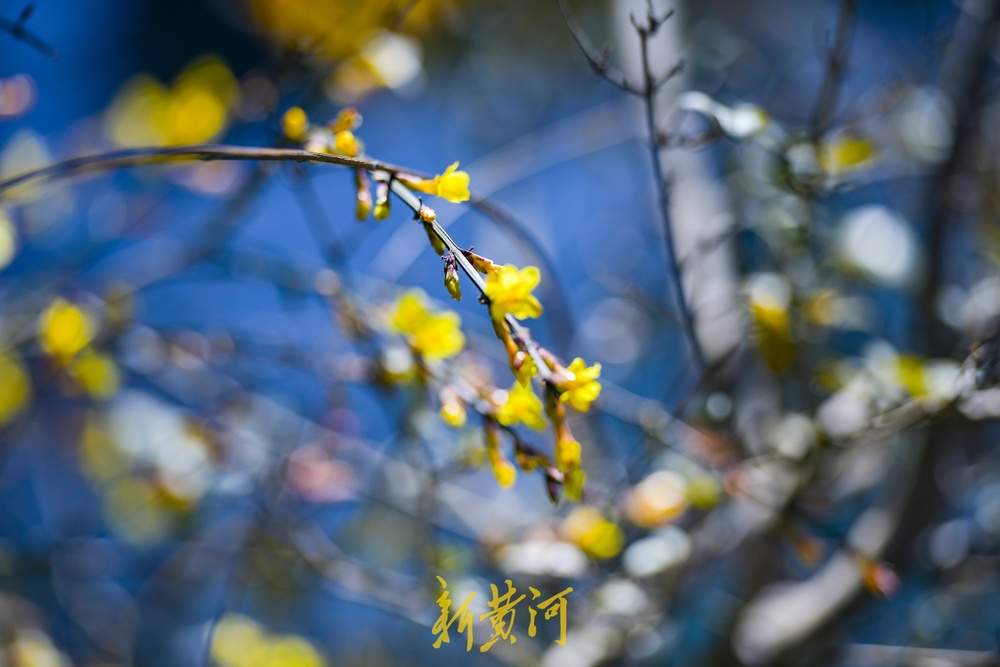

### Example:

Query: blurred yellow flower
xmin=39 ymin=298 xmax=93 ymax=361
xmin=439 ymin=397 xmax=467 ymax=428
xmin=894 ymin=354 xmax=929 ymax=397
xmin=387 ymin=290 xmax=463 ymax=359
xmin=625 ymin=470 xmax=688 ymax=528
xmin=333 ymin=129 xmax=362 ymax=157
xmin=402 ymin=161 xmax=470 ymax=203
xmin=255 ymin=635 xmax=326 ymax=667
xmin=484 ymin=264 xmax=543 ymax=321
xmin=0 ymin=351 xmax=30 ymax=425
xmin=68 ymin=349 xmax=120 ymax=399
xmin=0 ymin=210 xmax=18 ymax=270
xmin=80 ymin=413 xmax=124 ymax=481
xmin=212 ymin=615 xmax=267 ymax=667
xmin=104 ymin=55 xmax=237 ymax=147
xmin=562 ymin=506 xmax=622 ymax=559
xmin=495 ymin=381 xmax=546 ymax=430
xmin=685 ymin=474 xmax=723 ymax=510
xmin=491 ymin=458 xmax=517 ymax=488
xmin=563 ymin=467 xmax=586 ymax=502
xmin=330 ymin=107 xmax=361 ymax=133
xmin=10 ymin=631 xmax=66 ymax=667
xmin=555 ymin=435 xmax=581 ymax=471
xmin=104 ymin=477 xmax=171 ymax=544
xmin=558 ymin=357 xmax=602 ymax=412
xmin=410 ymin=312 xmax=464 ymax=359
xmin=282 ymin=106 xmax=309 ymax=142
xmin=389 ymin=289 xmax=429 ymax=334
xmin=819 ymin=135 xmax=877 ymax=177
xmin=749 ymin=296 xmax=793 ymax=374
xmin=248 ymin=0 xmax=458 ymax=63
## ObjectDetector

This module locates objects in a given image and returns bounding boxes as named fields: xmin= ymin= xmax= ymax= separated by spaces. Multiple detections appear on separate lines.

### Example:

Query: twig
xmin=560 ymin=0 xmax=700 ymax=369
xmin=0 ymin=145 xmax=418 ymax=197
xmin=0 ymin=3 xmax=55 ymax=57
xmin=809 ymin=0 xmax=858 ymax=144
xmin=388 ymin=180 xmax=556 ymax=383
xmin=630 ymin=7 xmax=703 ymax=370
xmin=557 ymin=0 xmax=641 ymax=95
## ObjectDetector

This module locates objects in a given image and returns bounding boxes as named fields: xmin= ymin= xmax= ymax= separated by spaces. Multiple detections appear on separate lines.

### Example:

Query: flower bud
xmin=354 ymin=169 xmax=371 ymax=221
xmin=422 ymin=221 xmax=446 ymax=256
xmin=281 ymin=106 xmax=308 ymax=142
xmin=443 ymin=253 xmax=461 ymax=301
xmin=330 ymin=107 xmax=362 ymax=133
xmin=373 ymin=180 xmax=390 ymax=220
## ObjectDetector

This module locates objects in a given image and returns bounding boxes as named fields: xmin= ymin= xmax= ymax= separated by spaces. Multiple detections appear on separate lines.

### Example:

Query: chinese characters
xmin=432 ymin=576 xmax=573 ymax=652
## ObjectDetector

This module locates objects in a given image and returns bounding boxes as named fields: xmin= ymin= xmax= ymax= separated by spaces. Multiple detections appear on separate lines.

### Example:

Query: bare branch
xmin=558 ymin=0 xmax=642 ymax=95
xmin=0 ymin=3 xmax=55 ymax=57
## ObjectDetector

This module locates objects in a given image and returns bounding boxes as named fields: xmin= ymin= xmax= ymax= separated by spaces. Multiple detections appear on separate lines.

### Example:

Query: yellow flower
xmin=434 ymin=161 xmax=470 ymax=202
xmin=410 ymin=312 xmax=464 ymax=360
xmin=555 ymin=435 xmax=581 ymax=471
xmin=104 ymin=55 xmax=236 ymax=148
xmin=256 ymin=635 xmax=326 ymax=667
xmin=330 ymin=107 xmax=361 ymax=133
xmin=388 ymin=290 xmax=430 ymax=335
xmin=484 ymin=264 xmax=543 ymax=321
xmin=562 ymin=506 xmax=622 ymax=559
xmin=387 ymin=290 xmax=464 ymax=360
xmin=513 ymin=351 xmax=537 ymax=386
xmin=491 ymin=458 xmax=517 ymax=488
xmin=624 ymin=470 xmax=687 ymax=528
xmin=333 ymin=130 xmax=362 ymax=157
xmin=0 ymin=351 xmax=30 ymax=425
xmin=39 ymin=298 xmax=94 ymax=362
xmin=211 ymin=615 xmax=266 ymax=667
xmin=563 ymin=467 xmax=586 ymax=502
xmin=685 ymin=474 xmax=723 ymax=510
xmin=495 ymin=382 xmax=546 ymax=430
xmin=558 ymin=357 xmax=602 ymax=412
xmin=68 ymin=350 xmax=120 ymax=399
xmin=439 ymin=391 xmax=467 ymax=428
xmin=403 ymin=161 xmax=470 ymax=203
xmin=282 ymin=106 xmax=309 ymax=142
xmin=440 ymin=401 xmax=466 ymax=428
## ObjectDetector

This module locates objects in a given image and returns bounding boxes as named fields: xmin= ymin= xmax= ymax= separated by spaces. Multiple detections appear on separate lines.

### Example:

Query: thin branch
xmin=558 ymin=0 xmax=642 ymax=95
xmin=0 ymin=3 xmax=56 ymax=57
xmin=0 ymin=145 xmax=418 ymax=197
xmin=561 ymin=0 xmax=700 ymax=369
xmin=809 ymin=0 xmax=858 ymax=144
xmin=388 ymin=179 xmax=556 ymax=383
xmin=631 ymin=9 xmax=705 ymax=370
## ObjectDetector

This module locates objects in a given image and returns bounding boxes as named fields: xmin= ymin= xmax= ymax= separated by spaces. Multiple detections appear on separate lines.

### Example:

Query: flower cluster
xmin=38 ymin=298 xmax=120 ymax=400
xmin=282 ymin=106 xmax=364 ymax=158
xmin=278 ymin=107 xmax=602 ymax=502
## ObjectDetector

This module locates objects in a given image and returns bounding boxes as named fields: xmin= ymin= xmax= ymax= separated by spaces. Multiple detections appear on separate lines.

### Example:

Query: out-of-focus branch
xmin=0 ymin=4 xmax=55 ymax=57
xmin=731 ymin=2 xmax=1000 ymax=661
xmin=557 ymin=0 xmax=642 ymax=95
xmin=809 ymin=0 xmax=857 ymax=144
xmin=560 ymin=0 xmax=703 ymax=371
xmin=0 ymin=145 xmax=417 ymax=196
